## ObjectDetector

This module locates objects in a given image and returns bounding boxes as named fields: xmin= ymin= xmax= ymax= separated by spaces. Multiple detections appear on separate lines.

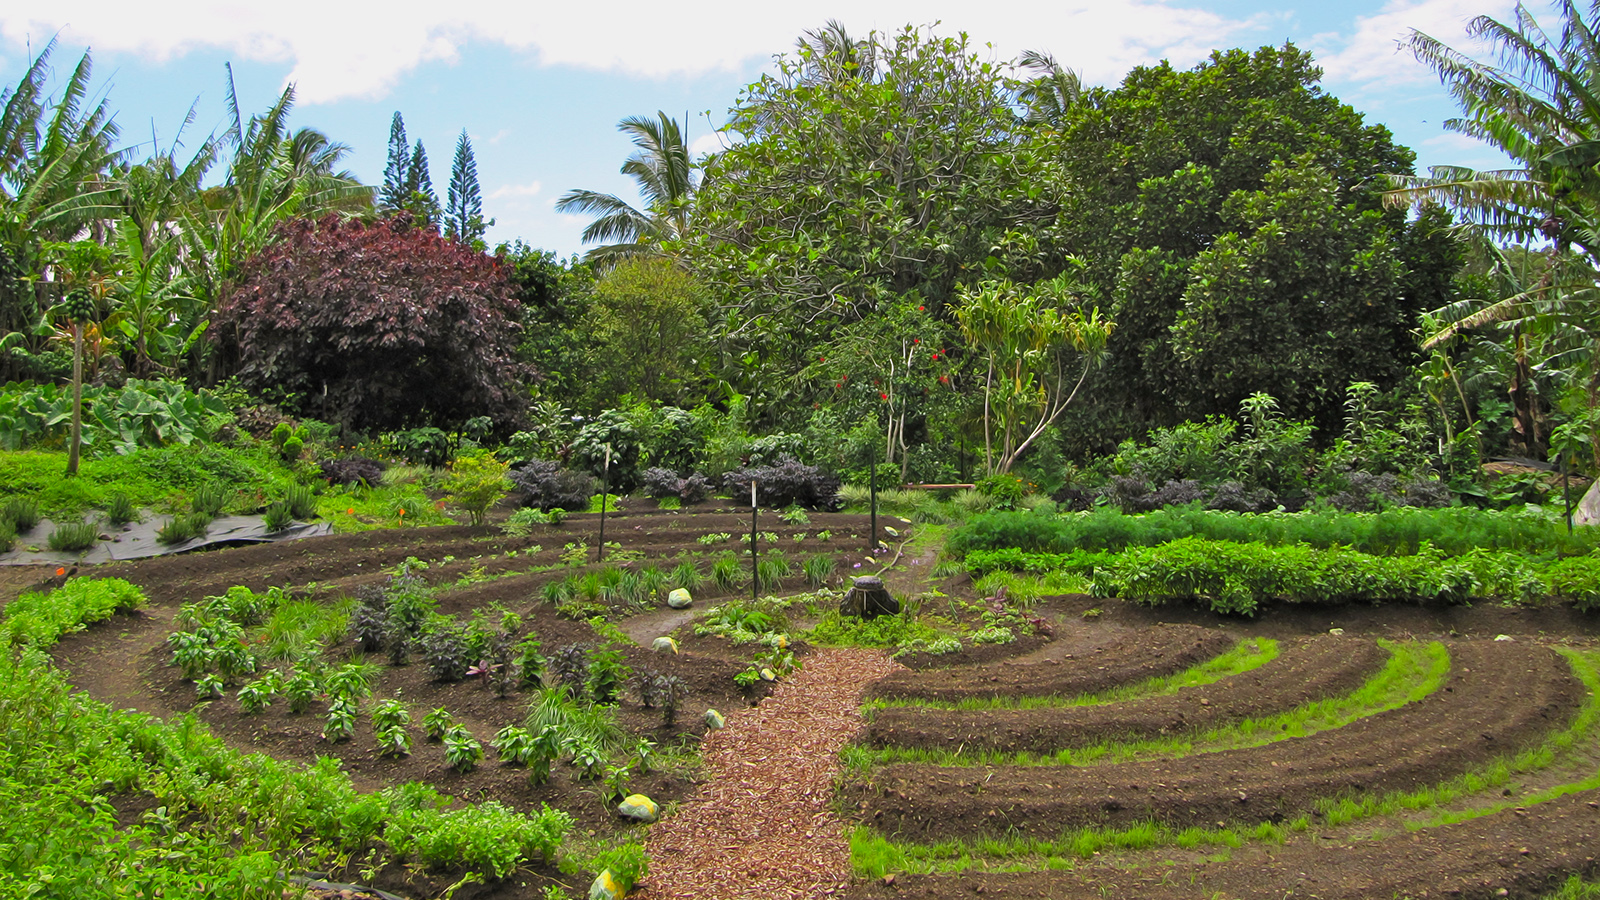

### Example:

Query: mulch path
xmin=640 ymin=647 xmax=905 ymax=900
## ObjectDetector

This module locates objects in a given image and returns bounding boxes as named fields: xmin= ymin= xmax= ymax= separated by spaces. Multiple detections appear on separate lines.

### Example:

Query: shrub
xmin=590 ymin=843 xmax=649 ymax=893
xmin=319 ymin=455 xmax=385 ymax=487
xmin=47 ymin=520 xmax=99 ymax=552
xmin=550 ymin=644 xmax=591 ymax=698
xmin=510 ymin=460 xmax=598 ymax=512
xmin=587 ymin=643 xmax=632 ymax=704
xmin=641 ymin=467 xmax=713 ymax=504
xmin=423 ymin=707 xmax=455 ymax=740
xmin=1206 ymin=481 xmax=1278 ymax=513
xmin=723 ymin=455 xmax=841 ymax=509
xmin=947 ymin=509 xmax=1075 ymax=557
xmin=444 ymin=451 xmax=512 ymax=526
xmin=1090 ymin=538 xmax=1479 ymax=615
xmin=975 ymin=472 xmax=1027 ymax=509
xmin=420 ymin=620 xmax=472 ymax=683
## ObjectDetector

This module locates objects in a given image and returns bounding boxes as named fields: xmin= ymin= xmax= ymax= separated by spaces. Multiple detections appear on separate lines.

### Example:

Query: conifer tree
xmin=445 ymin=129 xmax=487 ymax=244
xmin=403 ymin=141 xmax=440 ymax=224
xmin=379 ymin=112 xmax=409 ymax=212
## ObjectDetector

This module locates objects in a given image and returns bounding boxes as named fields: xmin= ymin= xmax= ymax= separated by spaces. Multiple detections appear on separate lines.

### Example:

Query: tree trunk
xmin=67 ymin=322 xmax=83 ymax=477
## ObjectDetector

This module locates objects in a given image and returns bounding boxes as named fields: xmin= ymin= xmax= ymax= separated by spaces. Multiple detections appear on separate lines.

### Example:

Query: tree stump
xmin=840 ymin=575 xmax=900 ymax=620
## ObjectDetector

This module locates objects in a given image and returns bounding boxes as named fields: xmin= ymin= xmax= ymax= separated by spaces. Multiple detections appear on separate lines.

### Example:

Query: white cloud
xmin=489 ymin=180 xmax=542 ymax=199
xmin=1313 ymin=0 xmax=1518 ymax=86
xmin=4 ymin=1 xmax=1264 ymax=103
xmin=690 ymin=132 xmax=731 ymax=160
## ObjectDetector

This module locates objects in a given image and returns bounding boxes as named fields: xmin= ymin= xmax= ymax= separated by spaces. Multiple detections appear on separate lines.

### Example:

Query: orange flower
xmin=347 ymin=508 xmax=355 ymax=516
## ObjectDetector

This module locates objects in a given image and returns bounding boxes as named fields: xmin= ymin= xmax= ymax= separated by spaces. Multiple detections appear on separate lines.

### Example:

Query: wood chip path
xmin=638 ymin=647 xmax=904 ymax=900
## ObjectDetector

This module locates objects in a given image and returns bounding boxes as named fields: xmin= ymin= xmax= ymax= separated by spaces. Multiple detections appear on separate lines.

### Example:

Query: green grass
xmin=0 ymin=446 xmax=298 ymax=518
xmin=1317 ymin=646 xmax=1600 ymax=829
xmin=850 ymin=820 xmax=1275 ymax=878
xmin=316 ymin=482 xmax=453 ymax=531
xmin=864 ymin=637 xmax=1279 ymax=712
xmin=848 ymin=641 xmax=1445 ymax=769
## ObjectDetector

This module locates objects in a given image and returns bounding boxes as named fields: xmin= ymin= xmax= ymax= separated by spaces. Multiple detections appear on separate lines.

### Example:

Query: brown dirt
xmin=639 ymin=648 xmax=905 ymax=900
xmin=865 ymin=623 xmax=1233 ymax=703
xmin=849 ymin=641 xmax=1584 ymax=841
xmin=864 ymin=635 xmax=1389 ymax=754
xmin=844 ymin=788 xmax=1600 ymax=899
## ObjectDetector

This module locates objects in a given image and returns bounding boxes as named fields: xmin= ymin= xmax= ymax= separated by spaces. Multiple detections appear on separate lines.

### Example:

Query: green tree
xmin=379 ymin=111 xmax=410 ymax=212
xmin=1036 ymin=44 xmax=1457 ymax=445
xmin=953 ymin=275 xmax=1113 ymax=474
xmin=583 ymin=258 xmax=707 ymax=406
xmin=445 ymin=129 xmax=488 ymax=246
xmin=403 ymin=141 xmax=440 ymax=224
xmin=556 ymin=111 xmax=696 ymax=265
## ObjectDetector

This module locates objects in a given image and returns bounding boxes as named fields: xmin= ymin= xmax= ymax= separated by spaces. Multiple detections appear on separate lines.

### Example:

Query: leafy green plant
xmin=527 ymin=725 xmax=562 ymax=784
xmin=195 ymin=673 xmax=224 ymax=698
xmin=105 ymin=492 xmax=137 ymax=526
xmin=191 ymin=481 xmax=229 ymax=517
xmin=1 ymin=496 xmax=41 ymax=532
xmin=698 ymin=532 xmax=731 ymax=545
xmin=376 ymin=724 xmax=412 ymax=758
xmin=423 ymin=707 xmax=455 ymax=741
xmin=285 ymin=483 xmax=317 ymax=521
xmin=236 ymin=674 xmax=280 ymax=713
xmin=443 ymin=724 xmax=484 ymax=772
xmin=262 ymin=500 xmax=294 ymax=533
xmin=757 ymin=553 xmax=793 ymax=592
xmin=803 ymin=554 xmax=837 ymax=588
xmin=284 ymin=669 xmax=320 ymax=713
xmin=711 ymin=554 xmax=745 ymax=592
xmin=444 ymin=451 xmax=511 ymax=526
xmin=670 ymin=558 xmax=704 ymax=592
xmin=590 ymin=842 xmax=649 ymax=893
xmin=493 ymin=725 xmax=537 ymax=765
xmin=47 ymin=519 xmax=99 ymax=552
xmin=323 ymin=696 xmax=359 ymax=742
xmin=371 ymin=698 xmax=410 ymax=731
xmin=588 ymin=643 xmax=632 ymax=704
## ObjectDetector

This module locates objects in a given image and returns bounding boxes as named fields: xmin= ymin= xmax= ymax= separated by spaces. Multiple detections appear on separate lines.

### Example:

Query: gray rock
xmin=618 ymin=793 xmax=659 ymax=822
xmin=666 ymin=588 xmax=693 ymax=609
xmin=651 ymin=636 xmax=679 ymax=654
xmin=704 ymin=708 xmax=726 ymax=730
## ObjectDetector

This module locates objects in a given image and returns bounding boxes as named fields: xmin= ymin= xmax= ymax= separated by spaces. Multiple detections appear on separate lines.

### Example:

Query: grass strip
xmin=850 ymin=647 xmax=1600 ymax=878
xmin=864 ymin=637 xmax=1278 ymax=712
xmin=849 ymin=818 xmax=1291 ymax=878
xmin=849 ymin=640 xmax=1443 ymax=769
xmin=1315 ymin=646 xmax=1600 ymax=829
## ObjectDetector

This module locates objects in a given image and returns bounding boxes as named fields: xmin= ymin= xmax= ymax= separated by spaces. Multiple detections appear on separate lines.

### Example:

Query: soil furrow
xmin=865 ymin=636 xmax=1387 ymax=754
xmin=852 ymin=641 xmax=1584 ymax=840
xmin=865 ymin=623 xmax=1233 ymax=703
xmin=843 ymin=787 xmax=1600 ymax=899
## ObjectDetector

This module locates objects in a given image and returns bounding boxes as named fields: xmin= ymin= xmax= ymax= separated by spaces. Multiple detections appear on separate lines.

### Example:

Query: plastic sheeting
xmin=1 ymin=513 xmax=333 ymax=566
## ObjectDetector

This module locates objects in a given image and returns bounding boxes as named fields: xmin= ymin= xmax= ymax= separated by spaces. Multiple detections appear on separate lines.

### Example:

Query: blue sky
xmin=0 ymin=0 xmax=1536 ymax=257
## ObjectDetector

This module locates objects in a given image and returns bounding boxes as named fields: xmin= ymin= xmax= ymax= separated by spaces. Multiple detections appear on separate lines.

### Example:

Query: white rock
xmin=704 ymin=708 xmax=725 ymax=730
xmin=1495 ymin=634 xmax=1514 ymax=642
xmin=666 ymin=588 xmax=693 ymax=609
xmin=589 ymin=869 xmax=624 ymax=900
xmin=1328 ymin=628 xmax=1344 ymax=636
xmin=651 ymin=636 xmax=679 ymax=654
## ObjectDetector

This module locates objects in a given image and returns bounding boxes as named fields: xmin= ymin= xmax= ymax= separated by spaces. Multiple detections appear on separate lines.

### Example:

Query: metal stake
xmin=870 ymin=427 xmax=878 ymax=551
xmin=597 ymin=444 xmax=611 ymax=563
xmin=750 ymin=479 xmax=759 ymax=603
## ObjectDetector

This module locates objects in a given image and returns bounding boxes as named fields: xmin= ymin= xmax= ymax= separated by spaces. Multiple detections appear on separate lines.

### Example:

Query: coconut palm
xmin=555 ymin=111 xmax=695 ymax=265
xmin=796 ymin=19 xmax=879 ymax=83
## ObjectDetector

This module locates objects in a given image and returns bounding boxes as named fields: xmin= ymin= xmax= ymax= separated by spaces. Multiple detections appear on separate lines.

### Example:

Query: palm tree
xmin=555 ymin=111 xmax=695 ymax=265
xmin=1386 ymin=2 xmax=1600 ymax=460
xmin=1015 ymin=49 xmax=1083 ymax=127
xmin=1385 ymin=1 xmax=1600 ymax=253
xmin=796 ymin=20 xmax=878 ymax=83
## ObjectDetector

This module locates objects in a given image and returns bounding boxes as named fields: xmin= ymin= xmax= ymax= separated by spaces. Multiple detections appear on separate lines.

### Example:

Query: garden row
xmin=840 ymin=620 xmax=1600 ymax=899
